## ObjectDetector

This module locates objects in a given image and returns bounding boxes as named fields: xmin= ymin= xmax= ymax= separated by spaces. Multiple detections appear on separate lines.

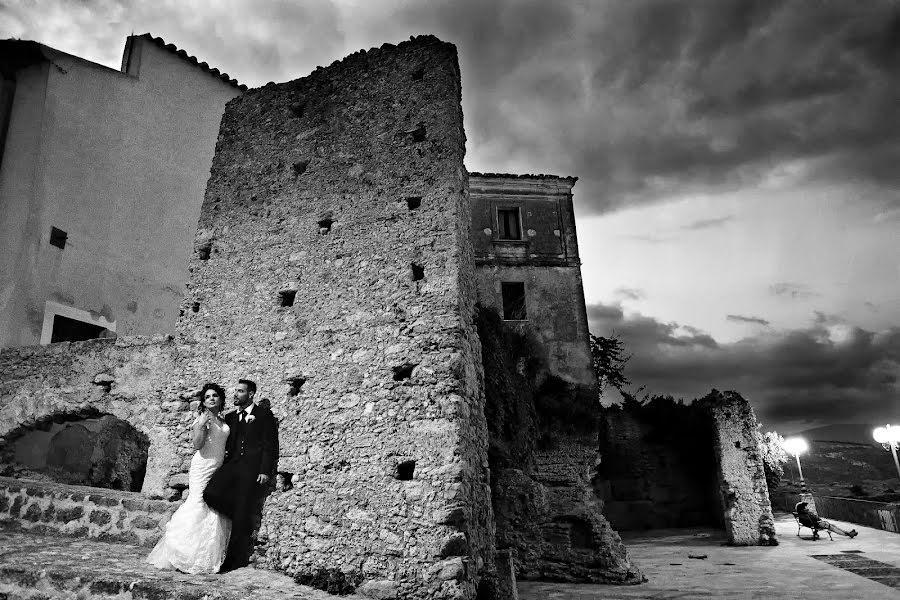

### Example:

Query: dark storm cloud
xmin=14 ymin=1 xmax=897 ymax=212
xmin=769 ymin=283 xmax=819 ymax=300
xmin=588 ymin=301 xmax=900 ymax=430
xmin=389 ymin=0 xmax=900 ymax=212
xmin=727 ymin=314 xmax=770 ymax=326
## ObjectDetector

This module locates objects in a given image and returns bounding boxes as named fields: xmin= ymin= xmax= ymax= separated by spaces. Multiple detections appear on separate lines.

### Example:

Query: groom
xmin=204 ymin=378 xmax=278 ymax=571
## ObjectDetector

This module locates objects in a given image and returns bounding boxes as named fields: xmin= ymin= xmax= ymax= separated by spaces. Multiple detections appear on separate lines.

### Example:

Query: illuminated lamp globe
xmin=782 ymin=437 xmax=809 ymax=457
xmin=874 ymin=427 xmax=890 ymax=445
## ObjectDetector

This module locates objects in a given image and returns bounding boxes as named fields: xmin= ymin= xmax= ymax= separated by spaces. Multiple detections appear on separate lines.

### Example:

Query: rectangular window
xmin=49 ymin=226 xmax=67 ymax=249
xmin=497 ymin=207 xmax=522 ymax=240
xmin=50 ymin=314 xmax=112 ymax=343
xmin=501 ymin=282 xmax=527 ymax=320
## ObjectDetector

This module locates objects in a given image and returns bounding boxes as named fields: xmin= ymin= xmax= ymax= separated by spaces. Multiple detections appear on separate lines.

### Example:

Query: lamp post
xmin=872 ymin=425 xmax=900 ymax=484
xmin=783 ymin=437 xmax=810 ymax=491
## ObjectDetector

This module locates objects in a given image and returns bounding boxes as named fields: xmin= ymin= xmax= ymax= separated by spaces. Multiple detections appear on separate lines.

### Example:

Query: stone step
xmin=0 ymin=530 xmax=365 ymax=599
xmin=0 ymin=476 xmax=177 ymax=546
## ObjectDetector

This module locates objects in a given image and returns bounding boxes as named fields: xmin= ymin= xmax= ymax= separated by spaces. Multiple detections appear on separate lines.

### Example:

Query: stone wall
xmin=0 ymin=476 xmax=176 ymax=546
xmin=597 ymin=392 xmax=775 ymax=546
xmin=597 ymin=400 xmax=721 ymax=531
xmin=0 ymin=337 xmax=192 ymax=498
xmin=698 ymin=390 xmax=776 ymax=546
xmin=172 ymin=36 xmax=492 ymax=599
xmin=2 ymin=414 xmax=150 ymax=491
xmin=477 ymin=307 xmax=642 ymax=584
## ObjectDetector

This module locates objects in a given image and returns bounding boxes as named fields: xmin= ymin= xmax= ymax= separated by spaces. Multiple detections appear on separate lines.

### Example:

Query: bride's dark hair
xmin=198 ymin=382 xmax=226 ymax=413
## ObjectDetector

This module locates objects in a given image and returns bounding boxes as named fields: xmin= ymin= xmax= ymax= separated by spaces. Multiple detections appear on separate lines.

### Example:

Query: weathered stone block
xmin=55 ymin=506 xmax=84 ymax=522
xmin=89 ymin=510 xmax=112 ymax=525
xmin=22 ymin=503 xmax=41 ymax=522
xmin=358 ymin=579 xmax=399 ymax=599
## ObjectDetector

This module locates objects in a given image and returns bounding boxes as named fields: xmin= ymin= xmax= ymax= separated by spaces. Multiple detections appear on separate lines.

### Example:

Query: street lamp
xmin=872 ymin=425 xmax=900 ymax=483
xmin=783 ymin=437 xmax=810 ymax=490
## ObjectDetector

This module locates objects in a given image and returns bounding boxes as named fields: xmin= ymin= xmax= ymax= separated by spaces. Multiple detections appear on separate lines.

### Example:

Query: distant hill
xmin=791 ymin=423 xmax=881 ymax=447
xmin=776 ymin=439 xmax=900 ymax=500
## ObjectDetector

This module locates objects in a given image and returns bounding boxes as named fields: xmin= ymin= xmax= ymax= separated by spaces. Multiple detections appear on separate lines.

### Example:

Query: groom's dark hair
xmin=238 ymin=378 xmax=257 ymax=395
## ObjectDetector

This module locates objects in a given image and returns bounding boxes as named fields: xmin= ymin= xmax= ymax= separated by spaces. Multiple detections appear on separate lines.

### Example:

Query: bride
xmin=147 ymin=382 xmax=232 ymax=574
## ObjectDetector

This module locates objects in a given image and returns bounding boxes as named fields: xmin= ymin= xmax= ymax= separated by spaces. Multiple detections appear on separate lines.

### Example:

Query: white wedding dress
xmin=147 ymin=417 xmax=232 ymax=574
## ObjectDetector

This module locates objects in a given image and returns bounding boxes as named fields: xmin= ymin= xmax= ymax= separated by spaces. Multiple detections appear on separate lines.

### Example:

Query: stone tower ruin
xmin=179 ymin=35 xmax=496 ymax=598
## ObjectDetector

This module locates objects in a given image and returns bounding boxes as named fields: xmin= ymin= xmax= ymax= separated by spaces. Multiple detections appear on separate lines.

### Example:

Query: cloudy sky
xmin=3 ymin=0 xmax=898 ymax=433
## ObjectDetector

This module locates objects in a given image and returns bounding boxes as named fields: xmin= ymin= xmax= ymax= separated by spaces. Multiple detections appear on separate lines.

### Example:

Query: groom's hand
xmin=256 ymin=474 xmax=270 ymax=485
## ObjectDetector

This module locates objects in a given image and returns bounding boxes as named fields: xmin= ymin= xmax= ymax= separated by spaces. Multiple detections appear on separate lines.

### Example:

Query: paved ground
xmin=0 ymin=530 xmax=364 ymax=599
xmin=3 ymin=512 xmax=897 ymax=599
xmin=519 ymin=512 xmax=900 ymax=599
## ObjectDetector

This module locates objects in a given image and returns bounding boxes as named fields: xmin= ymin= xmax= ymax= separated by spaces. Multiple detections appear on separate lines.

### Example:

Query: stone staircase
xmin=0 ymin=478 xmax=363 ymax=599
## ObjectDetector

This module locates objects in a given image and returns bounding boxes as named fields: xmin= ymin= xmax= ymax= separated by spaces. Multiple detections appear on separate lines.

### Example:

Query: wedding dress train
xmin=147 ymin=417 xmax=232 ymax=574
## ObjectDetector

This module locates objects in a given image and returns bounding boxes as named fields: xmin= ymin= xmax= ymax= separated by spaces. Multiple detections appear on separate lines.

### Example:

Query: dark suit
xmin=204 ymin=403 xmax=277 ymax=569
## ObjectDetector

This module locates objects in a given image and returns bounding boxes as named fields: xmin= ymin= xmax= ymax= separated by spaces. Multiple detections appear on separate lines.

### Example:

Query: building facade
xmin=0 ymin=34 xmax=244 ymax=348
xmin=469 ymin=173 xmax=594 ymax=389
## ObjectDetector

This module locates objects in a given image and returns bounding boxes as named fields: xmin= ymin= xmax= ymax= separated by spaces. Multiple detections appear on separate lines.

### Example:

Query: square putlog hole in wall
xmin=396 ymin=460 xmax=416 ymax=480
xmin=406 ymin=196 xmax=422 ymax=211
xmin=197 ymin=242 xmax=212 ymax=260
xmin=292 ymin=160 xmax=310 ymax=176
xmin=410 ymin=263 xmax=425 ymax=281
xmin=392 ymin=363 xmax=417 ymax=381
xmin=317 ymin=214 xmax=334 ymax=234
xmin=279 ymin=290 xmax=297 ymax=307
xmin=286 ymin=376 xmax=306 ymax=396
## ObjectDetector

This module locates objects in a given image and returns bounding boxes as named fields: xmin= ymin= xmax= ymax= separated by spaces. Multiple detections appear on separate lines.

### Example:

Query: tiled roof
xmin=469 ymin=171 xmax=577 ymax=182
xmin=138 ymin=33 xmax=247 ymax=91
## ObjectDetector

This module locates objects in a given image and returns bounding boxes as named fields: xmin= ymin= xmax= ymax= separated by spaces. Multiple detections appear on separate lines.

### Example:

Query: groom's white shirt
xmin=238 ymin=403 xmax=255 ymax=420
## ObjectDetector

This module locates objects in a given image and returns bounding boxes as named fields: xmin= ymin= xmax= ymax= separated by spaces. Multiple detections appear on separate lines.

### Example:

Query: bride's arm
xmin=192 ymin=411 xmax=211 ymax=450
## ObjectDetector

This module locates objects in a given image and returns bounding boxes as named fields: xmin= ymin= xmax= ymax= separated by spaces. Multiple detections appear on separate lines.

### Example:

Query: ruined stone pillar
xmin=177 ymin=36 xmax=493 ymax=599
xmin=700 ymin=391 xmax=777 ymax=546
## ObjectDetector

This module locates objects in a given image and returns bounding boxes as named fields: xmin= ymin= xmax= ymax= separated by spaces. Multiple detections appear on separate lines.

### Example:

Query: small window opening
xmin=287 ymin=376 xmax=306 ymax=396
xmin=501 ymin=282 xmax=527 ymax=321
xmin=290 ymin=102 xmax=306 ymax=118
xmin=279 ymin=290 xmax=297 ymax=307
xmin=293 ymin=160 xmax=309 ymax=176
xmin=734 ymin=441 xmax=741 ymax=449
xmin=392 ymin=363 xmax=416 ymax=381
xmin=396 ymin=460 xmax=416 ymax=480
xmin=411 ymin=125 xmax=426 ymax=143
xmin=191 ymin=302 xmax=201 ymax=313
xmin=406 ymin=196 xmax=422 ymax=210
xmin=50 ymin=315 xmax=111 ymax=343
xmin=197 ymin=242 xmax=212 ymax=260
xmin=410 ymin=263 xmax=424 ymax=281
xmin=497 ymin=208 xmax=522 ymax=240
xmin=411 ymin=67 xmax=425 ymax=81
xmin=49 ymin=227 xmax=67 ymax=249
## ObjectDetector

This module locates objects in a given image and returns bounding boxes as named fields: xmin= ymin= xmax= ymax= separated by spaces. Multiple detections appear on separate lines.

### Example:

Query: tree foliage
xmin=589 ymin=333 xmax=631 ymax=397
xmin=756 ymin=428 xmax=789 ymax=495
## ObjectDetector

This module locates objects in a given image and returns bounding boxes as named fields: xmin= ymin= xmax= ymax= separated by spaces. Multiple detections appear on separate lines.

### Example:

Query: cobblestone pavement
xmin=0 ymin=530 xmax=364 ymax=599
xmin=519 ymin=512 xmax=900 ymax=599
